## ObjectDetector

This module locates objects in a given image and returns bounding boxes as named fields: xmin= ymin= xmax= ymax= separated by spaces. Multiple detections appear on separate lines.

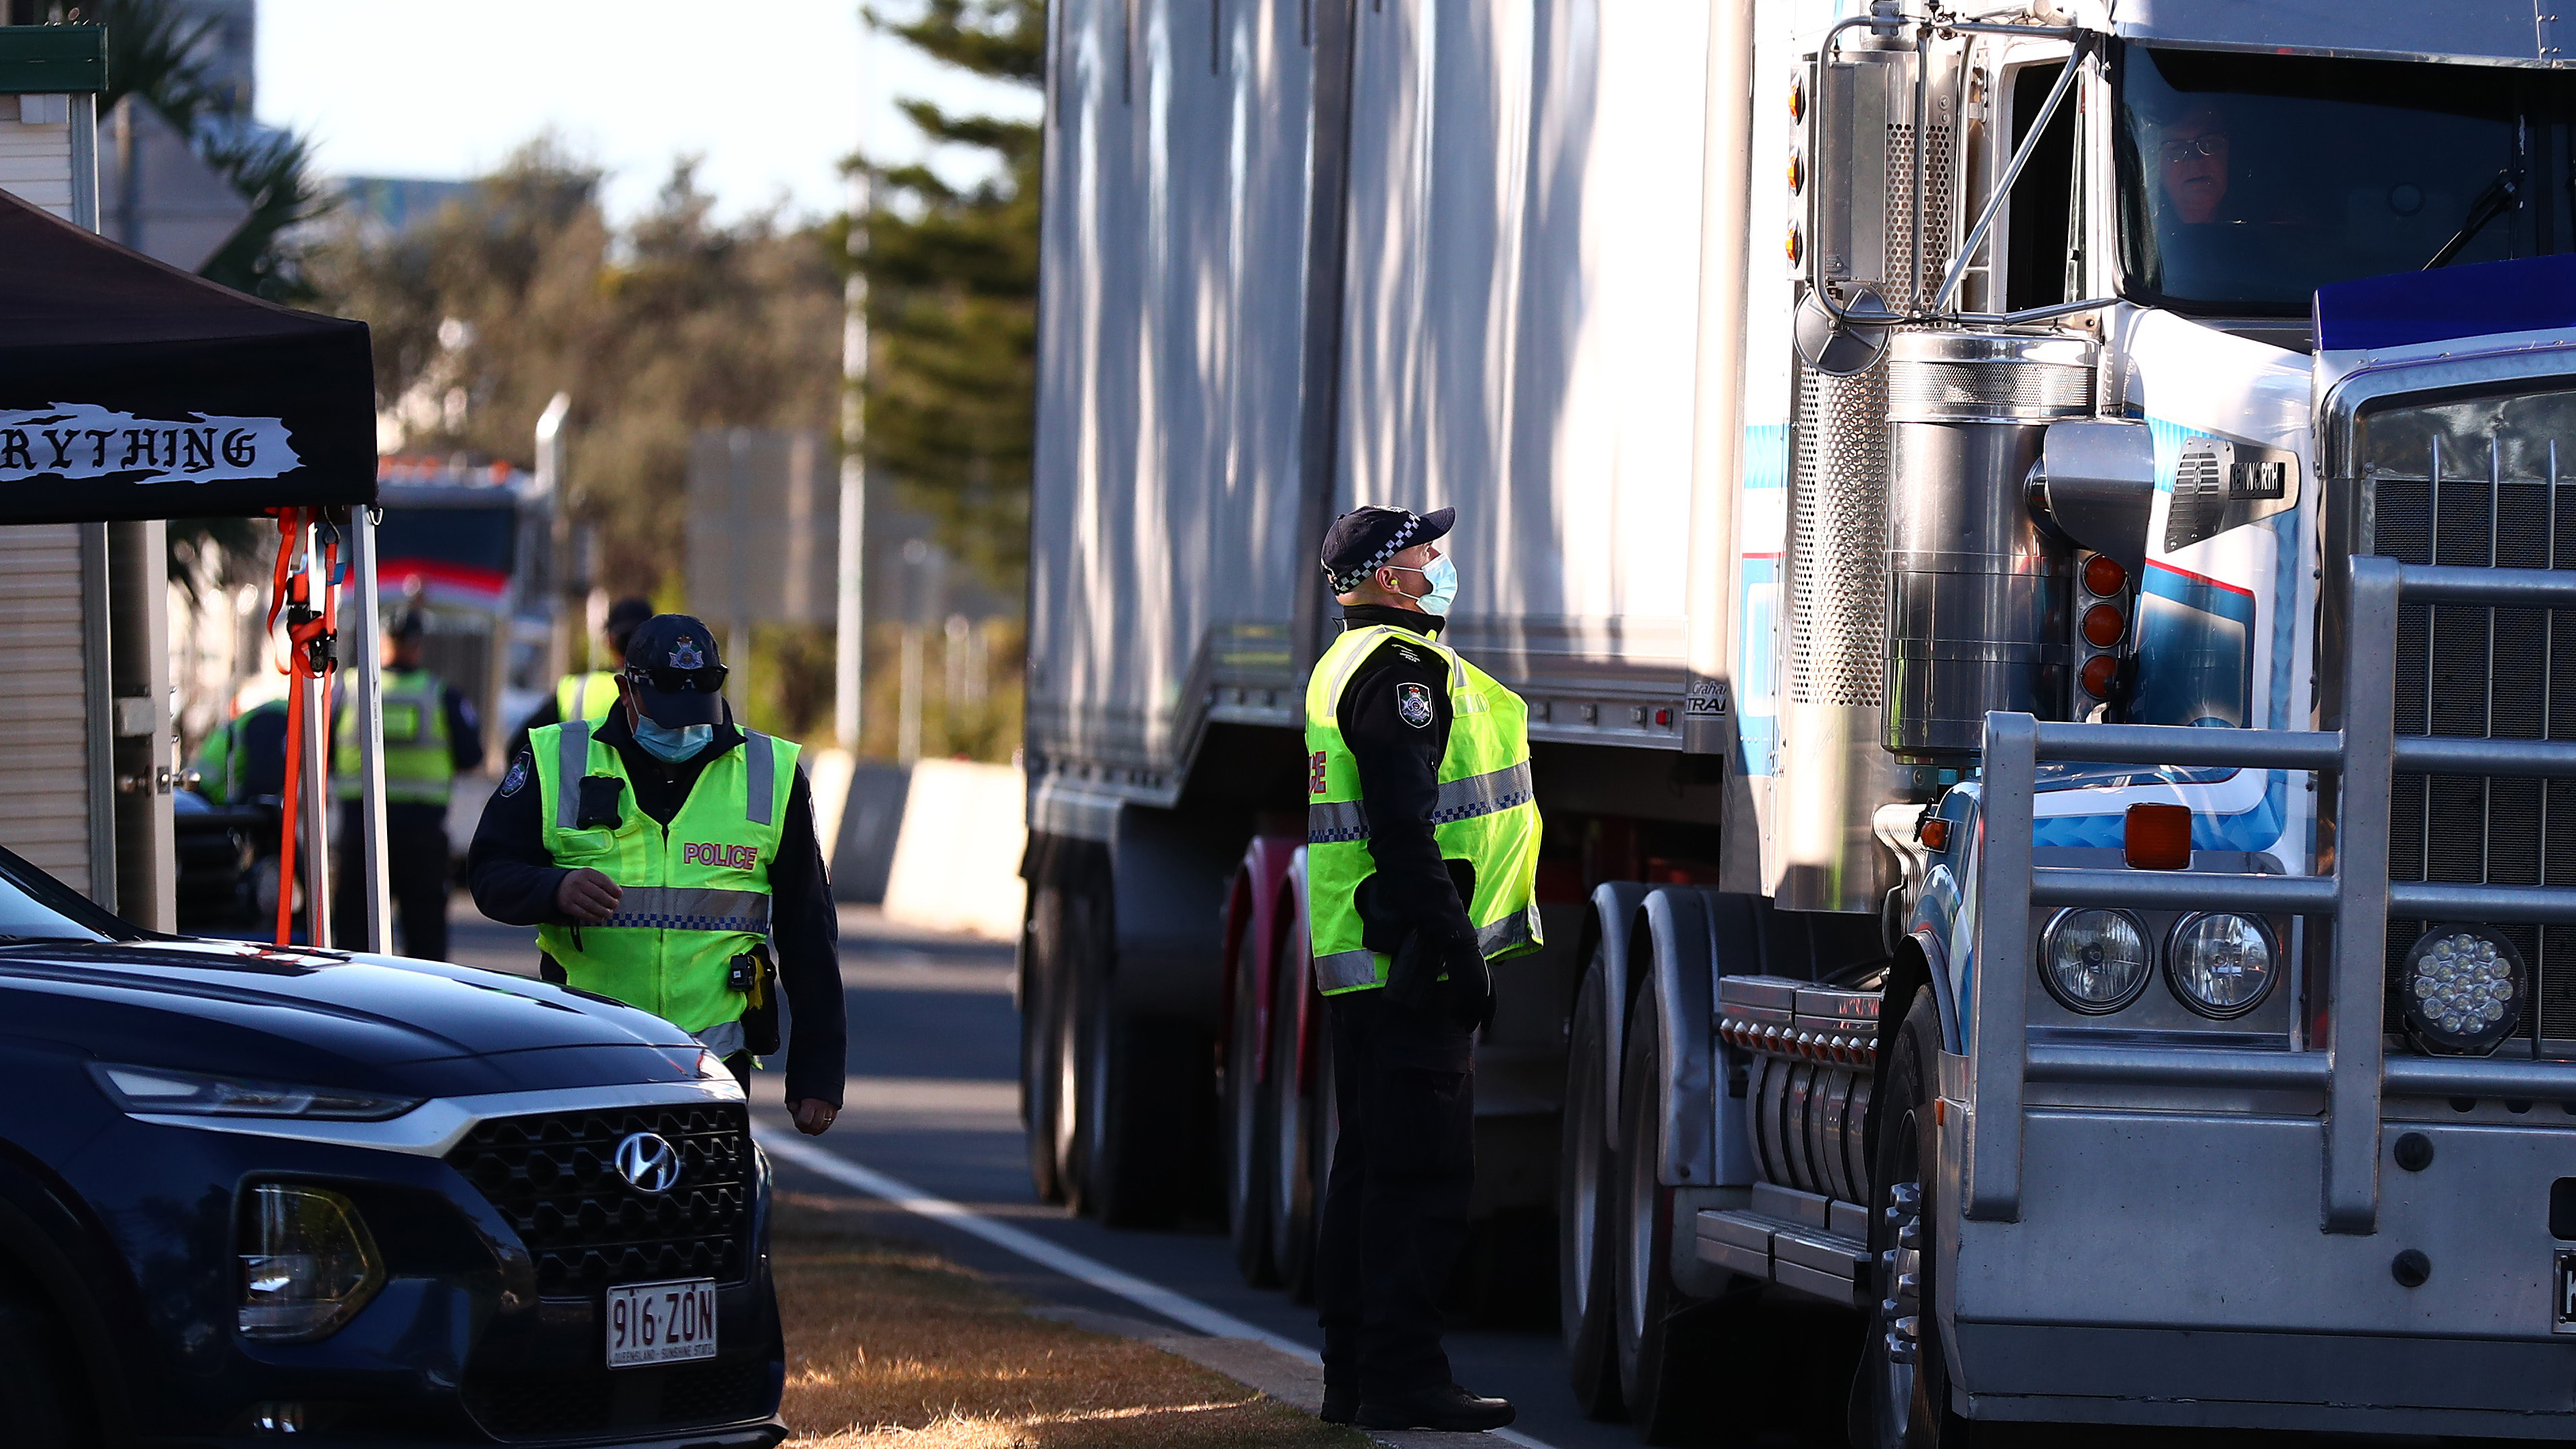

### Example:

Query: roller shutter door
xmin=0 ymin=526 xmax=100 ymax=897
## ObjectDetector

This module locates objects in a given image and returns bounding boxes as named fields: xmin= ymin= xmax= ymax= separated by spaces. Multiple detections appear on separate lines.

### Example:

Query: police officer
xmin=465 ymin=615 xmax=846 ymax=1137
xmin=192 ymin=692 xmax=290 ymax=806
xmin=1306 ymin=506 xmax=1541 ymax=1433
xmin=507 ymin=595 xmax=654 ymax=763
xmin=334 ymin=610 xmax=484 ymax=960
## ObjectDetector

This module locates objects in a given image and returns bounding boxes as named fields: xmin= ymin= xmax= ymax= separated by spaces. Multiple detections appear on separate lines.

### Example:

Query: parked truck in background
xmin=1029 ymin=0 xmax=2576 ymax=1442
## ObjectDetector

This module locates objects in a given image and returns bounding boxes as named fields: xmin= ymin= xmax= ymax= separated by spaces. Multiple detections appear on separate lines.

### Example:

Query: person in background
xmin=333 ymin=609 xmax=484 ymax=959
xmin=507 ymin=595 xmax=654 ymax=763
xmin=465 ymin=615 xmax=845 ymax=1136
xmin=191 ymin=692 xmax=290 ymax=806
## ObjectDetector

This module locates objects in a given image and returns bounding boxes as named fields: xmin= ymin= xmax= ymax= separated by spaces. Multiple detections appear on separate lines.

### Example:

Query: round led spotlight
xmin=2041 ymin=908 xmax=2153 ymax=1015
xmin=2402 ymin=925 xmax=2525 ymax=1056
xmin=2166 ymin=913 xmax=2277 ymax=1019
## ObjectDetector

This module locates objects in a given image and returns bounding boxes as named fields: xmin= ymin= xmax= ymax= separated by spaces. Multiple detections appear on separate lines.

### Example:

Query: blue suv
xmin=0 ymin=846 xmax=786 ymax=1447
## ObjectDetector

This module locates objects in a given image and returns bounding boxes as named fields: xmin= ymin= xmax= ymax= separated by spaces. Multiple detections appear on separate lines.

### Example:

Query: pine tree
xmin=847 ymin=0 xmax=1043 ymax=595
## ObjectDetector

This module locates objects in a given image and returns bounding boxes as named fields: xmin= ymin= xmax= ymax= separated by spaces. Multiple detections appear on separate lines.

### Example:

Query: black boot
xmin=1320 ymin=1383 xmax=1357 ymax=1423
xmin=1356 ymin=1383 xmax=1516 ymax=1431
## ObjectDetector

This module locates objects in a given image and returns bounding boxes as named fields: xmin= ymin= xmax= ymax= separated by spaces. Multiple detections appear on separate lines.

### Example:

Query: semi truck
xmin=1027 ymin=0 xmax=2576 ymax=1440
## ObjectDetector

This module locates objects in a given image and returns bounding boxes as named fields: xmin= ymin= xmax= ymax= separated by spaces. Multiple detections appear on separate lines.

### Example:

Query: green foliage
xmin=307 ymin=143 xmax=844 ymax=605
xmin=849 ymin=0 xmax=1043 ymax=596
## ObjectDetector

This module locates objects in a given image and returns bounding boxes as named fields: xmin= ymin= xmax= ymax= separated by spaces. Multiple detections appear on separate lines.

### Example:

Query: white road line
xmin=756 ymin=1130 xmax=1561 ymax=1449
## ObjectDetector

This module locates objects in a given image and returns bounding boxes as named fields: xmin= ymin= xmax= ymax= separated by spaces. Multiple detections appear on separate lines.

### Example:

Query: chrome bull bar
xmin=1971 ymin=555 xmax=2576 ymax=1233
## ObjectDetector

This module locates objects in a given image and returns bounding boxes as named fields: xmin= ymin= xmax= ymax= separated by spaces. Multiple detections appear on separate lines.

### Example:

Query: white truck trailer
xmin=1029 ymin=0 xmax=2576 ymax=1440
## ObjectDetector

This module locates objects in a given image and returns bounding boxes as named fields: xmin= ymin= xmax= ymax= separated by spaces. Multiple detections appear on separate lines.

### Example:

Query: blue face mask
xmin=632 ymin=714 xmax=714 ymax=763
xmin=1390 ymin=555 xmax=1459 ymax=616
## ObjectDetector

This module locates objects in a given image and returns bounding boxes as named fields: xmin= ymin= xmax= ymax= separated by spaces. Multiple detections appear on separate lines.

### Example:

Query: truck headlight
xmin=2040 ymin=908 xmax=2150 ymax=1013
xmin=238 ymin=1184 xmax=384 ymax=1342
xmin=2401 ymin=926 xmax=2524 ymax=1056
xmin=2166 ymin=913 xmax=2277 ymax=1018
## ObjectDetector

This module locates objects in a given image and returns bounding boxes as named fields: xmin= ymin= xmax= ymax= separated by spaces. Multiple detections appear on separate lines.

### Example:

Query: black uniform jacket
xmin=1336 ymin=605 xmax=1479 ymax=955
xmin=466 ymin=707 xmax=846 ymax=1108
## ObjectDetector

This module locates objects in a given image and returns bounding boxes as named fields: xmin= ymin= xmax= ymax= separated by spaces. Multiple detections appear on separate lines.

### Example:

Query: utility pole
xmin=535 ymin=392 xmax=572 ymax=686
xmin=835 ymin=166 xmax=871 ymax=752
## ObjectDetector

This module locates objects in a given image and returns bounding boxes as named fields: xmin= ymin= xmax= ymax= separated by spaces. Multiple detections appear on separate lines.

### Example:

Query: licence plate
xmin=2557 ymin=1252 xmax=2576 ymax=1336
xmin=605 ymin=1277 xmax=718 ymax=1367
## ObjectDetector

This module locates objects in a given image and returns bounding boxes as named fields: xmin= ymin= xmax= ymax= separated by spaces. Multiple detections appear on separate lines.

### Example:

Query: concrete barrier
xmin=875 ymin=759 xmax=1025 ymax=941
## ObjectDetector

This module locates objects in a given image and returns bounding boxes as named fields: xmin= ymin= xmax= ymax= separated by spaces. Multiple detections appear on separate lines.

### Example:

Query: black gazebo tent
xmin=0 ymin=184 xmax=389 ymax=947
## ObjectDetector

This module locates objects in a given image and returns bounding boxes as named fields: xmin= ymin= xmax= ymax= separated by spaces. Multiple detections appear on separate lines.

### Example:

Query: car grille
xmin=462 ymin=1355 xmax=775 ymax=1440
xmin=2363 ymin=403 xmax=2576 ymax=1049
xmin=445 ymin=1102 xmax=752 ymax=1294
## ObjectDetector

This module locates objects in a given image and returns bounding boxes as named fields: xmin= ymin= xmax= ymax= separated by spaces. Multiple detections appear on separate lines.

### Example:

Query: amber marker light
xmin=1918 ymin=817 xmax=1951 ymax=852
xmin=2083 ymin=554 xmax=2128 ymax=598
xmin=2080 ymin=653 xmax=2121 ymax=699
xmin=1788 ymin=76 xmax=1804 ymax=122
xmin=1787 ymin=151 xmax=1803 ymax=194
xmin=2082 ymin=603 xmax=2127 ymax=649
xmin=2124 ymin=802 xmax=2192 ymax=871
xmin=1786 ymin=226 xmax=1803 ymax=265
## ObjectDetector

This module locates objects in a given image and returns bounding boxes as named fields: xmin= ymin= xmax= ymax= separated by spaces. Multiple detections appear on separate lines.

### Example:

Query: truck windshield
xmin=2113 ymin=45 xmax=2576 ymax=317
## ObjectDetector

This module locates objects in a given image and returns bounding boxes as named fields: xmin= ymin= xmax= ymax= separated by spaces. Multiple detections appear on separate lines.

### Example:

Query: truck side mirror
xmin=2029 ymin=420 xmax=2157 ymax=576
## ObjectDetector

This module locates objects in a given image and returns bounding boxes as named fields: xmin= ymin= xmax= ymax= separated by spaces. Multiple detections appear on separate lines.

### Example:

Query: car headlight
xmin=2166 ymin=913 xmax=2277 ymax=1018
xmin=2040 ymin=908 xmax=2152 ymax=1014
xmin=90 ymin=1063 xmax=421 ymax=1121
xmin=238 ymin=1184 xmax=384 ymax=1341
xmin=2400 ymin=925 xmax=2524 ymax=1056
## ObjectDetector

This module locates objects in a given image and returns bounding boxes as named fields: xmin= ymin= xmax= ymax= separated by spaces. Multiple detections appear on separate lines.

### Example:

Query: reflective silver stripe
xmin=598 ymin=886 xmax=772 ymax=934
xmin=1313 ymin=946 xmax=1380 ymax=991
xmin=1308 ymin=799 xmax=1369 ymax=844
xmin=1431 ymin=761 xmax=1535 ymax=826
xmin=744 ymin=730 xmax=775 ymax=827
xmin=556 ymin=720 xmax=592 ymax=829
xmin=1476 ymin=908 xmax=1537 ymax=958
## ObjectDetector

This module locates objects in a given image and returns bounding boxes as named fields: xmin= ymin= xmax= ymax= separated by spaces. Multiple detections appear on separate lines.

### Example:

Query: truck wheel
xmin=1557 ymin=950 xmax=1624 ymax=1419
xmin=1614 ymin=984 xmax=1716 ymax=1442
xmin=1019 ymin=909 xmax=1064 ymax=1204
xmin=1269 ymin=916 xmax=1324 ymax=1298
xmin=1079 ymin=980 xmax=1195 ymax=1228
xmin=0 ymin=1277 xmax=81 ymax=1449
xmin=1225 ymin=917 xmax=1279 ymax=1285
xmin=1858 ymin=986 xmax=1972 ymax=1449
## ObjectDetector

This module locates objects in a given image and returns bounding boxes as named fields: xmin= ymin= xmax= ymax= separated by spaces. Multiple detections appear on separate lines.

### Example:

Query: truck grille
xmin=445 ymin=1102 xmax=752 ymax=1294
xmin=2364 ymin=411 xmax=2576 ymax=1048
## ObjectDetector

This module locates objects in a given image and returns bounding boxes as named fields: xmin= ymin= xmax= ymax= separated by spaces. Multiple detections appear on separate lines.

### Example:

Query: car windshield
xmin=2114 ymin=45 xmax=2576 ymax=317
xmin=0 ymin=846 xmax=132 ymax=943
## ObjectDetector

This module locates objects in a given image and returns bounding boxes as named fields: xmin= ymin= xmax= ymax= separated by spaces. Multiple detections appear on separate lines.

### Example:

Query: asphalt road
xmin=450 ymin=900 xmax=1641 ymax=1449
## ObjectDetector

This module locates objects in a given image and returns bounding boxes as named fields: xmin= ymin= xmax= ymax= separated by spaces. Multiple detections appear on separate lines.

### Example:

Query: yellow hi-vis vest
xmin=334 ymin=669 xmax=455 ymax=804
xmin=530 ymin=719 xmax=799 ymax=1034
xmin=557 ymin=670 xmax=622 ymax=723
xmin=1304 ymin=622 xmax=1543 ymax=994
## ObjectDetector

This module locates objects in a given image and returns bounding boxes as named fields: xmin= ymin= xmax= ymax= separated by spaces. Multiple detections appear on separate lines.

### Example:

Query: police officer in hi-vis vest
xmin=333 ymin=609 xmax=484 ymax=960
xmin=505 ymin=594 xmax=654 ymax=763
xmin=466 ymin=615 xmax=846 ymax=1137
xmin=1306 ymin=507 xmax=1541 ymax=1433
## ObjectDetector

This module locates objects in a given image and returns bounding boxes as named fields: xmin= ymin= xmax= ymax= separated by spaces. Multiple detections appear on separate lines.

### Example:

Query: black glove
xmin=1386 ymin=928 xmax=1443 ymax=1013
xmin=1442 ymin=935 xmax=1494 ymax=1030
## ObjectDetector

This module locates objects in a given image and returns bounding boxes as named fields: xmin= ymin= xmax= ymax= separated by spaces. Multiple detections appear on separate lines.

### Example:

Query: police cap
xmin=1320 ymin=505 xmax=1454 ymax=595
xmin=621 ymin=614 xmax=729 ymax=726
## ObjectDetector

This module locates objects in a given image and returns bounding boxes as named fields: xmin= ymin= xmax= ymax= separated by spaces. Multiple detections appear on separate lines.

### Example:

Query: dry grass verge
xmin=773 ymin=1192 xmax=1362 ymax=1448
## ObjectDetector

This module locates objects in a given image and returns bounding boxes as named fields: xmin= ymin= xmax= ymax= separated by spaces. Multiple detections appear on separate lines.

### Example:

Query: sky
xmin=256 ymin=0 xmax=1041 ymax=224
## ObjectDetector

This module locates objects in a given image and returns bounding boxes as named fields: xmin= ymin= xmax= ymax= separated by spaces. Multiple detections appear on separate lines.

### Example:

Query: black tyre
xmin=0 ymin=1275 xmax=82 ymax=1449
xmin=1020 ymin=888 xmax=1070 ymax=1204
xmin=1612 ymin=984 xmax=1716 ymax=1442
xmin=1857 ymin=986 xmax=1974 ymax=1449
xmin=1225 ymin=914 xmax=1279 ymax=1285
xmin=1269 ymin=911 xmax=1324 ymax=1298
xmin=1557 ymin=950 xmax=1624 ymax=1420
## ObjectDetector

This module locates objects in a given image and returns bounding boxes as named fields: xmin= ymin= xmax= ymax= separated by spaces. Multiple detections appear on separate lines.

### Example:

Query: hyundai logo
xmin=613 ymin=1131 xmax=681 ymax=1194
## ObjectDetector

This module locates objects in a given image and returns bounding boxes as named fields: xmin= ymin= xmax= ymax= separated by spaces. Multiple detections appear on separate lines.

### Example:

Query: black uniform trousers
xmin=334 ymin=800 xmax=453 ymax=961
xmin=1315 ymin=984 xmax=1477 ymax=1398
